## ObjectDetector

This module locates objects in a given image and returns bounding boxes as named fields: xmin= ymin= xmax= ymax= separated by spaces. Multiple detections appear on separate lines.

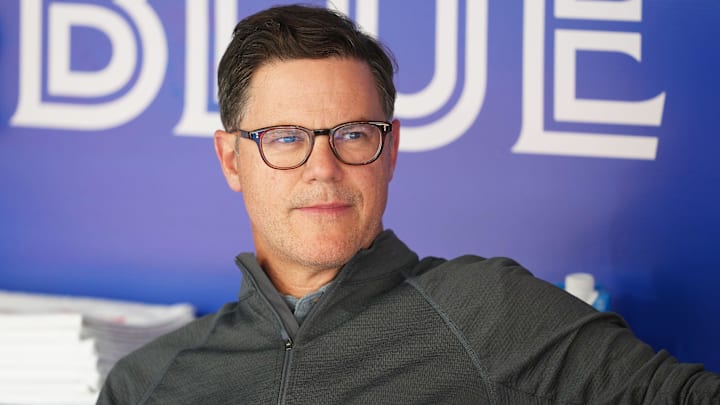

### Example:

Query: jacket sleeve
xmin=419 ymin=256 xmax=720 ymax=404
xmin=96 ymin=361 xmax=139 ymax=405
xmin=95 ymin=344 xmax=177 ymax=405
xmin=95 ymin=310 xmax=225 ymax=405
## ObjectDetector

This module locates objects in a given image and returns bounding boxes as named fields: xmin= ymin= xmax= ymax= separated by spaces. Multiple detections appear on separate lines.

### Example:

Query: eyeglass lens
xmin=260 ymin=123 xmax=383 ymax=168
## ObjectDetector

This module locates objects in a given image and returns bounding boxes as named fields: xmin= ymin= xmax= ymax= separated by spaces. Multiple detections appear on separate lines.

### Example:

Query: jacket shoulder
xmin=410 ymin=255 xmax=535 ymax=299
xmin=410 ymin=254 xmax=598 ymax=328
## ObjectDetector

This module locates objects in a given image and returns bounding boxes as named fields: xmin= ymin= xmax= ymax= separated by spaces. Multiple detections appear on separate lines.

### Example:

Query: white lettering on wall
xmin=554 ymin=29 xmax=665 ymax=126
xmin=512 ymin=0 xmax=665 ymax=160
xmin=11 ymin=0 xmax=167 ymax=131
xmin=555 ymin=0 xmax=642 ymax=22
xmin=333 ymin=0 xmax=489 ymax=152
xmin=9 ymin=0 xmax=667 ymax=161
xmin=173 ymin=0 xmax=230 ymax=136
xmin=391 ymin=0 xmax=457 ymax=119
xmin=48 ymin=3 xmax=135 ymax=97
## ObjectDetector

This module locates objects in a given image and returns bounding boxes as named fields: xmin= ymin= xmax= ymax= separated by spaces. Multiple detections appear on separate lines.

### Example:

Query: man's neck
xmin=260 ymin=260 xmax=340 ymax=298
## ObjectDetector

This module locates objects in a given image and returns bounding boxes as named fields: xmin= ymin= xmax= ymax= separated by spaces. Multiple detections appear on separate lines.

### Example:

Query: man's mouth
xmin=297 ymin=201 xmax=352 ymax=214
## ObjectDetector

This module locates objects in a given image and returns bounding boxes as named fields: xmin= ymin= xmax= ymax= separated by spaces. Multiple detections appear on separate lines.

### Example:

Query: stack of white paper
xmin=0 ymin=290 xmax=195 ymax=404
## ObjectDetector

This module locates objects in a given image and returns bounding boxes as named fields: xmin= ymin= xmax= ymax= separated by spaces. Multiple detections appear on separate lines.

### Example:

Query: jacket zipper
xmin=277 ymin=333 xmax=294 ymax=405
xmin=242 ymin=269 xmax=296 ymax=404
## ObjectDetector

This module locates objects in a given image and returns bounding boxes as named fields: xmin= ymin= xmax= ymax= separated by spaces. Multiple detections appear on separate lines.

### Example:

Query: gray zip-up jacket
xmin=98 ymin=230 xmax=720 ymax=404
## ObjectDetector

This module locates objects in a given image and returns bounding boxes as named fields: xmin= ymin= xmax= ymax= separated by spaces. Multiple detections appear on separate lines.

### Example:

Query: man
xmin=98 ymin=4 xmax=720 ymax=404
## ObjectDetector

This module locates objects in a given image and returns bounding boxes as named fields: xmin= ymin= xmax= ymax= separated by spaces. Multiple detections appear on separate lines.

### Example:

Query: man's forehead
xmin=249 ymin=58 xmax=371 ymax=90
xmin=242 ymin=58 xmax=385 ymax=128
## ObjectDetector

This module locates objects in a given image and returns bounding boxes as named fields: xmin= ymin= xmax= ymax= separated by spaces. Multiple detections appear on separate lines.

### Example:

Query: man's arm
xmin=419 ymin=256 xmax=720 ymax=403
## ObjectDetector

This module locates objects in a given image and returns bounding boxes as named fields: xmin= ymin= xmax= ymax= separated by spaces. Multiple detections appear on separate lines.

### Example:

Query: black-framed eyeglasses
xmin=233 ymin=121 xmax=392 ymax=170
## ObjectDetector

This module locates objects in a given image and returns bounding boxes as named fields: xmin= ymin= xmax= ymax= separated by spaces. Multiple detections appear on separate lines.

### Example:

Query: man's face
xmin=215 ymin=58 xmax=399 ymax=274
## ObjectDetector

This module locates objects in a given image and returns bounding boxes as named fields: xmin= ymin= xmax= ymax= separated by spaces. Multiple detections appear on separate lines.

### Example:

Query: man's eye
xmin=338 ymin=131 xmax=366 ymax=141
xmin=265 ymin=131 xmax=303 ymax=145
xmin=275 ymin=135 xmax=300 ymax=144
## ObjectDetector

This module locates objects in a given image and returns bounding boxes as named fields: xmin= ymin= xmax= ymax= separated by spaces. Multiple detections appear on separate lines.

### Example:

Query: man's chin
xmin=295 ymin=240 xmax=363 ymax=270
xmin=281 ymin=223 xmax=379 ymax=269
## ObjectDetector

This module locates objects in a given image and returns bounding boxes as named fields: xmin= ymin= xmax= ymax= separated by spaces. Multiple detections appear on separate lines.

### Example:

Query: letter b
xmin=11 ymin=0 xmax=167 ymax=131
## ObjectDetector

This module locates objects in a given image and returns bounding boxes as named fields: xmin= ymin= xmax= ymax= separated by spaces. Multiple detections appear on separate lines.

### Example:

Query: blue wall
xmin=1 ymin=0 xmax=718 ymax=371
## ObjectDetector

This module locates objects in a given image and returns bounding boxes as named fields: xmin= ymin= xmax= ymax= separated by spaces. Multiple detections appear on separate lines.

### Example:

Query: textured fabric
xmin=97 ymin=230 xmax=720 ymax=404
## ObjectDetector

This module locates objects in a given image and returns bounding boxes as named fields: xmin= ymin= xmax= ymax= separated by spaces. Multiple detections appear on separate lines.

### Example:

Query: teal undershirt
xmin=282 ymin=282 xmax=334 ymax=325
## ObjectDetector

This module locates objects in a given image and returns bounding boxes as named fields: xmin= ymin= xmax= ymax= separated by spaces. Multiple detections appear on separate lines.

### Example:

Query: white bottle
xmin=565 ymin=273 xmax=600 ymax=306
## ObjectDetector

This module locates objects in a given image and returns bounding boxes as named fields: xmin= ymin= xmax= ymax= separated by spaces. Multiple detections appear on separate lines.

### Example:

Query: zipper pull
xmin=285 ymin=337 xmax=294 ymax=351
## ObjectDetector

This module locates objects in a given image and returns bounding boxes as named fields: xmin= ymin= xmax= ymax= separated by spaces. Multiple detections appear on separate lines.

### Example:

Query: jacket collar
xmin=235 ymin=229 xmax=418 ymax=299
xmin=234 ymin=230 xmax=419 ymax=339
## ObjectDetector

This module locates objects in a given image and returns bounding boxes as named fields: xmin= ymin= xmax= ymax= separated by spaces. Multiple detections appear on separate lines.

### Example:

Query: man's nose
xmin=301 ymin=135 xmax=343 ymax=182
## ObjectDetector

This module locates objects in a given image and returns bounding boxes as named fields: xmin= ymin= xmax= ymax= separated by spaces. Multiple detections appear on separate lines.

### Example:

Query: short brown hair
xmin=217 ymin=4 xmax=397 ymax=131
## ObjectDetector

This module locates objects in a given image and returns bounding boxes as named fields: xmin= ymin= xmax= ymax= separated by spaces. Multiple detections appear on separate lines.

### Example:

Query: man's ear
xmin=214 ymin=129 xmax=243 ymax=192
